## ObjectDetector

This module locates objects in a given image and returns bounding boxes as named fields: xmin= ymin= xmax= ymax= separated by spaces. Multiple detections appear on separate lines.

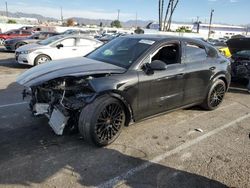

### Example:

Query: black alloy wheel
xmin=95 ymin=103 xmax=125 ymax=142
xmin=209 ymin=83 xmax=225 ymax=108
xmin=78 ymin=96 xmax=126 ymax=146
xmin=201 ymin=79 xmax=226 ymax=110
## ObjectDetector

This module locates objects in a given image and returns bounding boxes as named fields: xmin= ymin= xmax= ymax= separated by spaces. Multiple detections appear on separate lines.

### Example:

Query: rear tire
xmin=201 ymin=79 xmax=226 ymax=110
xmin=78 ymin=96 xmax=125 ymax=147
xmin=34 ymin=54 xmax=51 ymax=66
xmin=15 ymin=42 xmax=27 ymax=50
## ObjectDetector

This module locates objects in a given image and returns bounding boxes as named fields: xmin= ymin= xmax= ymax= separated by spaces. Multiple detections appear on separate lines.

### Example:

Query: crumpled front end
xmin=231 ymin=59 xmax=250 ymax=80
xmin=26 ymin=76 xmax=97 ymax=135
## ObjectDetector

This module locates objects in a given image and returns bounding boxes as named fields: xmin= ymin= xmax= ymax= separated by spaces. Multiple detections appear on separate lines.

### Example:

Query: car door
xmin=182 ymin=41 xmax=213 ymax=105
xmin=75 ymin=38 xmax=99 ymax=56
xmin=137 ymin=41 xmax=186 ymax=119
xmin=49 ymin=37 xmax=78 ymax=60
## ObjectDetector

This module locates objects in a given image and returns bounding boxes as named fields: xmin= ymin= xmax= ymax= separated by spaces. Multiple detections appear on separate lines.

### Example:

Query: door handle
xmin=72 ymin=49 xmax=77 ymax=51
xmin=209 ymin=66 xmax=216 ymax=71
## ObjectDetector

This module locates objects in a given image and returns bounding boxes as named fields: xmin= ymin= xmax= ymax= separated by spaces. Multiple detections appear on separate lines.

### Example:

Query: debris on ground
xmin=195 ymin=128 xmax=204 ymax=133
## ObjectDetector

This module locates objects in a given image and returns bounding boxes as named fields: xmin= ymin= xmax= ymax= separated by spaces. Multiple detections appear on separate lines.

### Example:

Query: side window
xmin=76 ymin=39 xmax=94 ymax=46
xmin=151 ymin=43 xmax=180 ymax=65
xmin=60 ymin=38 xmax=75 ymax=47
xmin=13 ymin=30 xmax=20 ymax=34
xmin=21 ymin=31 xmax=31 ymax=35
xmin=184 ymin=43 xmax=207 ymax=63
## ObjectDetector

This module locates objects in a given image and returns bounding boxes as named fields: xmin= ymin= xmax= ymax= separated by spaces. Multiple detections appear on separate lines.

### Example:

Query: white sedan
xmin=15 ymin=35 xmax=103 ymax=66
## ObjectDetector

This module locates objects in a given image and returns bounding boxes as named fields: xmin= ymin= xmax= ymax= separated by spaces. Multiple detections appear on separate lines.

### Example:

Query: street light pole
xmin=135 ymin=12 xmax=138 ymax=28
xmin=117 ymin=9 xmax=120 ymax=21
xmin=208 ymin=9 xmax=214 ymax=39
xmin=60 ymin=7 xmax=63 ymax=24
xmin=5 ymin=1 xmax=8 ymax=17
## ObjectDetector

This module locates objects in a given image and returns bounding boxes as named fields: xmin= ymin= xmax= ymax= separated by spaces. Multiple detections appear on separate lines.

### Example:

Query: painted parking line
xmin=97 ymin=113 xmax=250 ymax=188
xmin=0 ymin=102 xmax=28 ymax=108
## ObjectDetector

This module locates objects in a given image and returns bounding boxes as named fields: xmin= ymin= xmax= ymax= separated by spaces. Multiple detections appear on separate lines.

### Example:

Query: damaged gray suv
xmin=17 ymin=35 xmax=231 ymax=146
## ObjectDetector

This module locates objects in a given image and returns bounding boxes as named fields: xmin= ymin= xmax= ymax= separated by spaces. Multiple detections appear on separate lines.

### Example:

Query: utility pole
xmin=135 ymin=12 xmax=138 ymax=28
xmin=5 ymin=1 xmax=8 ymax=17
xmin=117 ymin=9 xmax=120 ymax=21
xmin=208 ymin=9 xmax=214 ymax=39
xmin=60 ymin=7 xmax=63 ymax=24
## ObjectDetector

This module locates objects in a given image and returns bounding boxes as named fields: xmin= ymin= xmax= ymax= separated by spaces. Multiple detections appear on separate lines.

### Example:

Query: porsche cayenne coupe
xmin=17 ymin=35 xmax=231 ymax=146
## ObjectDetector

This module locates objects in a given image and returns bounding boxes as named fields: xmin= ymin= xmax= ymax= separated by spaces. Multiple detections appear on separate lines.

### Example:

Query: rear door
xmin=182 ymin=41 xmax=213 ymax=105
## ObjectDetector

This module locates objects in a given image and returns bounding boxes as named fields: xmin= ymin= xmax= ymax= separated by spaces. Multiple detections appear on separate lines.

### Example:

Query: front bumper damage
xmin=24 ymin=77 xmax=97 ymax=135
xmin=33 ymin=103 xmax=70 ymax=135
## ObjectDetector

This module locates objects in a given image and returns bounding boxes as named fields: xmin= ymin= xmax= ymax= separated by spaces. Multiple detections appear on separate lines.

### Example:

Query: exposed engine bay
xmin=25 ymin=75 xmax=102 ymax=135
xmin=227 ymin=37 xmax=250 ymax=91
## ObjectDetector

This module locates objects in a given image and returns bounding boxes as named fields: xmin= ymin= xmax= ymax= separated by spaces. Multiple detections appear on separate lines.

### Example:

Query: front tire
xmin=201 ymin=79 xmax=226 ymax=110
xmin=78 ymin=96 xmax=126 ymax=147
xmin=34 ymin=54 xmax=51 ymax=66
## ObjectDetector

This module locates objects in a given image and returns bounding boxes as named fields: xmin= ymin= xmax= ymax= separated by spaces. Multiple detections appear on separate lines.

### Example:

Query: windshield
xmin=87 ymin=37 xmax=155 ymax=68
xmin=37 ymin=35 xmax=64 ymax=45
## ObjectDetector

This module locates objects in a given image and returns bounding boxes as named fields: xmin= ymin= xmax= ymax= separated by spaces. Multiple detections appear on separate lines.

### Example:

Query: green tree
xmin=66 ymin=19 xmax=75 ymax=27
xmin=7 ymin=19 xmax=17 ymax=24
xmin=110 ymin=20 xmax=122 ymax=28
xmin=134 ymin=27 xmax=144 ymax=34
xmin=176 ymin=26 xmax=192 ymax=33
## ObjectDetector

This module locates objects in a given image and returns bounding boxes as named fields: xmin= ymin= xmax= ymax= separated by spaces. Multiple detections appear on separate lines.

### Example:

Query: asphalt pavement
xmin=0 ymin=47 xmax=250 ymax=188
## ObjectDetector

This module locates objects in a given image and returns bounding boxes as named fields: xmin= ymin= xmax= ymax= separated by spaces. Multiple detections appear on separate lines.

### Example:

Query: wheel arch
xmin=211 ymin=72 xmax=230 ymax=91
xmin=15 ymin=42 xmax=27 ymax=49
xmin=95 ymin=90 xmax=134 ymax=126
xmin=34 ymin=54 xmax=52 ymax=65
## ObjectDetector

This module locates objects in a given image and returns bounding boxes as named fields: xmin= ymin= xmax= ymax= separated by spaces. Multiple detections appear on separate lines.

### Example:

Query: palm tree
xmin=158 ymin=0 xmax=162 ymax=31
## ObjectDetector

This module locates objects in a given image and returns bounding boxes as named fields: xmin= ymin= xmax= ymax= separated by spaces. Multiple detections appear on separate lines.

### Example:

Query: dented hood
xmin=227 ymin=37 xmax=250 ymax=55
xmin=16 ymin=57 xmax=126 ymax=87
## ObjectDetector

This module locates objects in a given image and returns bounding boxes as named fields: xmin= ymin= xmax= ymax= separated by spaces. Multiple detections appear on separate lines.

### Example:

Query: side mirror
xmin=150 ymin=60 xmax=167 ymax=71
xmin=142 ymin=60 xmax=166 ymax=75
xmin=56 ymin=44 xmax=63 ymax=49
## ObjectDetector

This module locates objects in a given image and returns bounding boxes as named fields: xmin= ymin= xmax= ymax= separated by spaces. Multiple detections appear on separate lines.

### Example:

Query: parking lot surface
xmin=0 ymin=47 xmax=250 ymax=188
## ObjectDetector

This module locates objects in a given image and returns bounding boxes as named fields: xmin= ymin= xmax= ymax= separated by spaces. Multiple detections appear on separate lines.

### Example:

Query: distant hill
xmin=70 ymin=17 xmax=153 ymax=28
xmin=0 ymin=11 xmax=57 ymax=21
xmin=0 ymin=10 xmax=153 ymax=28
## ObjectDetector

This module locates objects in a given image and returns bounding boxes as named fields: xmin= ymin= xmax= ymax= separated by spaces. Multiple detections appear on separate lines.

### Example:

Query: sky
xmin=1 ymin=0 xmax=249 ymax=25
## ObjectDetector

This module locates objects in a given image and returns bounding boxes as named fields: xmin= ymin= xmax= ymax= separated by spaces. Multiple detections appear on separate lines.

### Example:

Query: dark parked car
xmin=16 ymin=35 xmax=231 ymax=146
xmin=227 ymin=37 xmax=250 ymax=92
xmin=4 ymin=31 xmax=59 ymax=51
xmin=0 ymin=29 xmax=32 ymax=45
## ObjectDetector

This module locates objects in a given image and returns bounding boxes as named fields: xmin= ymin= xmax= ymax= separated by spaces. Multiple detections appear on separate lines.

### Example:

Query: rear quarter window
xmin=184 ymin=43 xmax=207 ymax=63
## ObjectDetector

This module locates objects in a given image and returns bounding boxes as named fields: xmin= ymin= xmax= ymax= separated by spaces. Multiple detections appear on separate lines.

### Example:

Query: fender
xmin=210 ymin=71 xmax=231 ymax=91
